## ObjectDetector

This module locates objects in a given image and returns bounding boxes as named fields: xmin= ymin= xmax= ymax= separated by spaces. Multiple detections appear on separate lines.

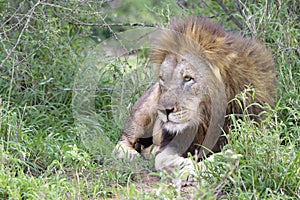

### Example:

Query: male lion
xmin=114 ymin=17 xmax=276 ymax=185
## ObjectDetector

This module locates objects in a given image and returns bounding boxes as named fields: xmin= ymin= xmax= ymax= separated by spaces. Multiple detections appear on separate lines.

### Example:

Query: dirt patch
xmin=132 ymin=169 xmax=198 ymax=198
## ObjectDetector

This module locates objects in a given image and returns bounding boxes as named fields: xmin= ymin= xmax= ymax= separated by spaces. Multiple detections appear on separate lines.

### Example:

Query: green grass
xmin=0 ymin=0 xmax=299 ymax=199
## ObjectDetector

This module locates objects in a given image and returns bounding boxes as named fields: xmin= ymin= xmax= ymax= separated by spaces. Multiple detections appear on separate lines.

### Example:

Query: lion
xmin=114 ymin=17 xmax=276 ymax=185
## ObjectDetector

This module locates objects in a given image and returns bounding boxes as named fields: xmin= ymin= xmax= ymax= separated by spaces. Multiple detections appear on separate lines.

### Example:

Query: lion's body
xmin=114 ymin=17 xmax=276 ymax=183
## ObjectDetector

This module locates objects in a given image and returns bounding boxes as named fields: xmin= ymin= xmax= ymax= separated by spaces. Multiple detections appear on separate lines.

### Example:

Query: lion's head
xmin=156 ymin=52 xmax=226 ymax=139
xmin=148 ymin=17 xmax=276 ymax=156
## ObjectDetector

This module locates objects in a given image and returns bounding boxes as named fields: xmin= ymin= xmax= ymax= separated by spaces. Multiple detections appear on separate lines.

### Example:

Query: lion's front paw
xmin=172 ymin=173 xmax=198 ymax=188
xmin=172 ymin=158 xmax=210 ymax=188
xmin=172 ymin=160 xmax=197 ymax=187
xmin=113 ymin=142 xmax=140 ymax=161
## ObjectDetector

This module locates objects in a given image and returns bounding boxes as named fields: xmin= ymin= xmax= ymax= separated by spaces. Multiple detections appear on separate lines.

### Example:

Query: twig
xmin=234 ymin=0 xmax=256 ymax=36
xmin=215 ymin=0 xmax=243 ymax=30
xmin=234 ymin=0 xmax=245 ymax=19
xmin=39 ymin=2 xmax=73 ymax=11
xmin=40 ymin=1 xmax=157 ymax=28
xmin=0 ymin=0 xmax=41 ymax=68
xmin=0 ymin=1 xmax=24 ymax=29
xmin=75 ymin=169 xmax=81 ymax=200
xmin=69 ymin=21 xmax=158 ymax=28
xmin=3 ymin=1 xmax=41 ymax=138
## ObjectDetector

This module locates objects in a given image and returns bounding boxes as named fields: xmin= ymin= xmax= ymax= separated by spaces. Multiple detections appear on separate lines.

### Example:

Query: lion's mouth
xmin=162 ymin=120 xmax=190 ymax=134
xmin=157 ymin=110 xmax=190 ymax=134
xmin=158 ymin=110 xmax=190 ymax=123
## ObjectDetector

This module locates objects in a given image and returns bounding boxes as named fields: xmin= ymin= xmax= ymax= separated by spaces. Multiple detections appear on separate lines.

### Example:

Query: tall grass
xmin=0 ymin=0 xmax=299 ymax=199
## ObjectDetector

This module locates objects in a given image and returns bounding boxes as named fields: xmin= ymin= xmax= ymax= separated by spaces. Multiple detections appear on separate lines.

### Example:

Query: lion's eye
xmin=183 ymin=75 xmax=193 ymax=82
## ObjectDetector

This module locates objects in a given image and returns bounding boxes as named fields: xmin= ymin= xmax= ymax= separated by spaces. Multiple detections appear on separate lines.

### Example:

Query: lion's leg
xmin=140 ymin=117 xmax=164 ymax=158
xmin=154 ymin=126 xmax=198 ymax=186
xmin=114 ymin=83 xmax=161 ymax=159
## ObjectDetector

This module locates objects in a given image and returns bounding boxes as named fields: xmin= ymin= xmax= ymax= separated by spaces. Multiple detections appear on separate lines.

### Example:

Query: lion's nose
xmin=159 ymin=106 xmax=174 ymax=121
xmin=165 ymin=107 xmax=174 ymax=117
xmin=158 ymin=107 xmax=174 ymax=116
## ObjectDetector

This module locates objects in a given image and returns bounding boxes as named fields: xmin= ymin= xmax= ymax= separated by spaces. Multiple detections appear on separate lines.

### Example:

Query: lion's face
xmin=157 ymin=52 xmax=216 ymax=134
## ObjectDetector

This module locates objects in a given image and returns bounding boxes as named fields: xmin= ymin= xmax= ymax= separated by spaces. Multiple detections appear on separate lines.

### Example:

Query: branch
xmin=234 ymin=0 xmax=256 ymax=36
xmin=68 ymin=19 xmax=158 ymax=28
xmin=40 ymin=2 xmax=158 ymax=28
xmin=0 ymin=1 xmax=24 ymax=29
xmin=0 ymin=0 xmax=41 ymax=68
xmin=215 ymin=0 xmax=243 ymax=30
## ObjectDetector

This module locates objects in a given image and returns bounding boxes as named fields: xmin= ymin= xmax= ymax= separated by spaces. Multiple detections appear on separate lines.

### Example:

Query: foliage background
xmin=0 ymin=0 xmax=299 ymax=199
